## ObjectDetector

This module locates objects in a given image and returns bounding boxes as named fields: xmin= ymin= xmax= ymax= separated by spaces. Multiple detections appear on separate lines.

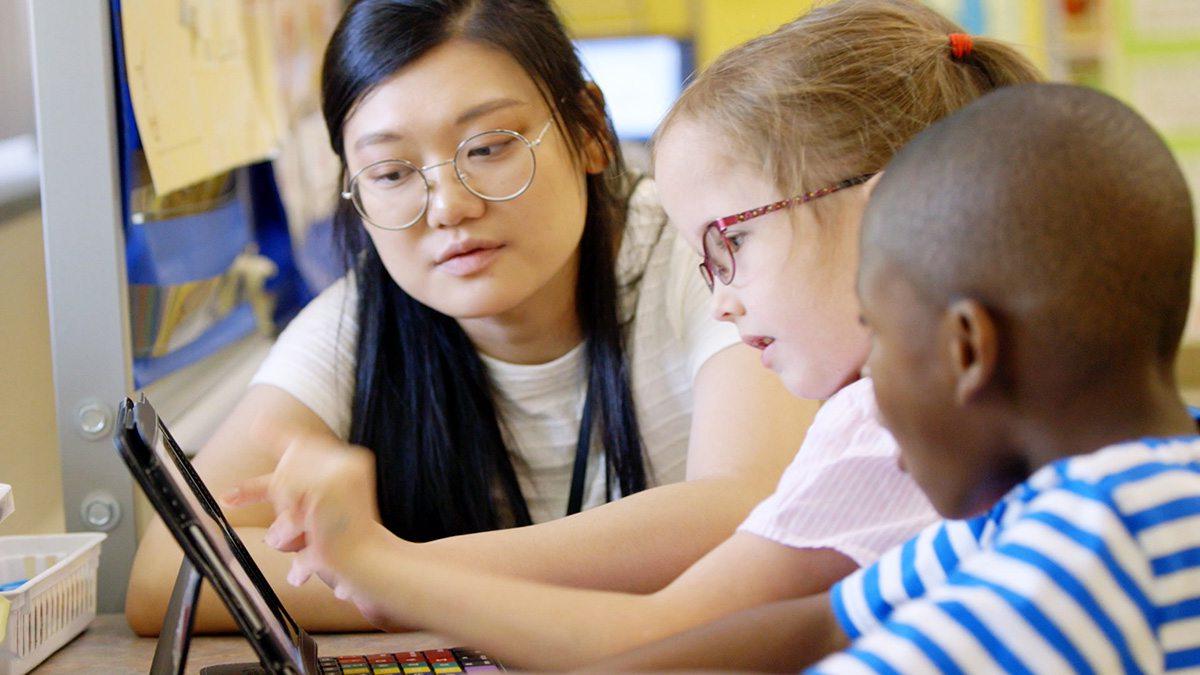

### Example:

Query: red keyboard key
xmin=339 ymin=656 xmax=370 ymax=664
xmin=422 ymin=650 xmax=455 ymax=663
xmin=369 ymin=654 xmax=398 ymax=664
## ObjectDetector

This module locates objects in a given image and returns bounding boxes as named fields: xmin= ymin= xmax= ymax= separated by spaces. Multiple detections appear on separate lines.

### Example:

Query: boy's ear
xmin=580 ymin=82 xmax=613 ymax=175
xmin=943 ymin=298 xmax=998 ymax=405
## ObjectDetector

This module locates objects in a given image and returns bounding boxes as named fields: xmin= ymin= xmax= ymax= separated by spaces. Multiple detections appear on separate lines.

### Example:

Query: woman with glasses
xmin=124 ymin=0 xmax=813 ymax=634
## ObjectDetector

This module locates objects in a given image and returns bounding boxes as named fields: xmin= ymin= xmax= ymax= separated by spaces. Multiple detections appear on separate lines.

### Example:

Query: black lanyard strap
xmin=566 ymin=385 xmax=597 ymax=516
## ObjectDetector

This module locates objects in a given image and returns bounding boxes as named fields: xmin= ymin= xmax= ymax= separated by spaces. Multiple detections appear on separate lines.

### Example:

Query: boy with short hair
xmin=599 ymin=82 xmax=1200 ymax=672
xmin=831 ymin=79 xmax=1199 ymax=673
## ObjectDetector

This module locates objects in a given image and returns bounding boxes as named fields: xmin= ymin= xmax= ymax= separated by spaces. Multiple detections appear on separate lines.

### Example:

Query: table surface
xmin=34 ymin=613 xmax=458 ymax=674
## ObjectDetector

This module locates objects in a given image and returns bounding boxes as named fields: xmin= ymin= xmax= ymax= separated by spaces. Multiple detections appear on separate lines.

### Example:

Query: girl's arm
xmin=418 ymin=344 xmax=817 ymax=592
xmin=293 ymin=517 xmax=853 ymax=670
xmin=123 ymin=385 xmax=377 ymax=635
xmin=581 ymin=592 xmax=850 ymax=672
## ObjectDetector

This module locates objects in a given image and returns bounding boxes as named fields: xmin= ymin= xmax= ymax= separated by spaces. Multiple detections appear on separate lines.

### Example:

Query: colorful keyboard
xmin=318 ymin=649 xmax=502 ymax=674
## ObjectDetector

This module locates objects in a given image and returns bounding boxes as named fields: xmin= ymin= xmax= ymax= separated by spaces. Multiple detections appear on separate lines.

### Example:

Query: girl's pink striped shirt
xmin=738 ymin=377 xmax=937 ymax=566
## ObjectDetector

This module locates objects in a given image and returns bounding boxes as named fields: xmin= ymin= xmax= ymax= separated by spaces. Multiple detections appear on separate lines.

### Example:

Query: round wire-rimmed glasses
xmin=342 ymin=119 xmax=554 ymax=231
xmin=698 ymin=173 xmax=877 ymax=291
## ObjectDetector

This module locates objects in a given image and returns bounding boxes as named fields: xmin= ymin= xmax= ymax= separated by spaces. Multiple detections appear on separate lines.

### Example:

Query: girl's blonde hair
xmin=657 ymin=0 xmax=1042 ymax=215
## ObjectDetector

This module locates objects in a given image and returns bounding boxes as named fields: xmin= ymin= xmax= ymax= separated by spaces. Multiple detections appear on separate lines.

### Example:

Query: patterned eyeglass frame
xmin=698 ymin=173 xmax=878 ymax=291
xmin=341 ymin=119 xmax=555 ymax=231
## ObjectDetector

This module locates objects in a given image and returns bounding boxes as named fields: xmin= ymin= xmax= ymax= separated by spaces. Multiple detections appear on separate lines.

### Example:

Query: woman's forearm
xmin=125 ymin=520 xmax=375 ymax=635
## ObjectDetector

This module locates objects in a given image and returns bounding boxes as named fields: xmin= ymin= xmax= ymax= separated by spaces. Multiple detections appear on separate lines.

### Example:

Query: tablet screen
xmin=148 ymin=416 xmax=304 ymax=668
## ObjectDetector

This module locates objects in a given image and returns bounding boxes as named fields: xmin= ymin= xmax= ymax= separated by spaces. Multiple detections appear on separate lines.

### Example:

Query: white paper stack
xmin=0 ymin=484 xmax=12 ymax=525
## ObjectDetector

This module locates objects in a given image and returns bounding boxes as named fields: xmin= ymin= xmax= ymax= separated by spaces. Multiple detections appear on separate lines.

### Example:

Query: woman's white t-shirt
xmin=250 ymin=179 xmax=741 ymax=523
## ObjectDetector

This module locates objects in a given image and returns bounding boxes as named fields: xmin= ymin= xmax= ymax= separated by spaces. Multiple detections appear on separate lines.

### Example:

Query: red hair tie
xmin=949 ymin=33 xmax=974 ymax=60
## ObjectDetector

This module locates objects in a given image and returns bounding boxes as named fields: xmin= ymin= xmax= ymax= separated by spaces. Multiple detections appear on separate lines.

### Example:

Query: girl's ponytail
xmin=952 ymin=32 xmax=1044 ymax=92
xmin=656 ymin=0 xmax=1043 ymax=220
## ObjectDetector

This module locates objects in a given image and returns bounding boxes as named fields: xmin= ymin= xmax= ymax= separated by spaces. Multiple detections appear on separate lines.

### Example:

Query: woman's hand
xmin=223 ymin=435 xmax=418 ymax=631
xmin=288 ymin=517 xmax=413 ymax=630
xmin=223 ymin=435 xmax=381 ymax=558
xmin=224 ymin=435 xmax=418 ymax=629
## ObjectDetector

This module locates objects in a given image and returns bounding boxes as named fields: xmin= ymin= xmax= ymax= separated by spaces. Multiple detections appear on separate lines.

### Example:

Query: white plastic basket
xmin=0 ymin=533 xmax=105 ymax=675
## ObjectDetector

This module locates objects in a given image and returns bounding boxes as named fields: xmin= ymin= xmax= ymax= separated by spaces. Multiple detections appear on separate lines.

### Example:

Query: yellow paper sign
xmin=0 ymin=594 xmax=9 ymax=644
xmin=121 ymin=0 xmax=283 ymax=194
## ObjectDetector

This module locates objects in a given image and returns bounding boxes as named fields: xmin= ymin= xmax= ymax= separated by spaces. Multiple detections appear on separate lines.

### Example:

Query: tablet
xmin=115 ymin=396 xmax=503 ymax=675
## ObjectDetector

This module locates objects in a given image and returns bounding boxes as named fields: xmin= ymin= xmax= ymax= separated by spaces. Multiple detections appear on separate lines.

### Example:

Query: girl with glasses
xmin=221 ymin=1 xmax=1043 ymax=669
xmin=125 ymin=0 xmax=815 ymax=634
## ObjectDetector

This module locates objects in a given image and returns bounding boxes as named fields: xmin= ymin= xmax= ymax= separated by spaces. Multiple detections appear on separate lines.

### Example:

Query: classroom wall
xmin=0 ymin=0 xmax=61 ymax=537
xmin=555 ymin=0 xmax=817 ymax=68
xmin=555 ymin=0 xmax=1051 ymax=72
xmin=692 ymin=0 xmax=816 ymax=67
xmin=0 ymin=206 xmax=65 ymax=537
xmin=0 ymin=0 xmax=35 ymax=139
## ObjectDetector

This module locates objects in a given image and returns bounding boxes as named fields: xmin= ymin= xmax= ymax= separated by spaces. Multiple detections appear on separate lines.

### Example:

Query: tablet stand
xmin=151 ymin=556 xmax=203 ymax=675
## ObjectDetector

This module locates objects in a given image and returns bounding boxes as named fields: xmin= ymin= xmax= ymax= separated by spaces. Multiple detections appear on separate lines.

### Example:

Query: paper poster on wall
xmin=121 ymin=0 xmax=282 ymax=195
xmin=1129 ymin=0 xmax=1200 ymax=40
xmin=1185 ymin=151 xmax=1200 ymax=203
xmin=269 ymin=0 xmax=341 ymax=126
xmin=244 ymin=0 xmax=288 ymax=145
xmin=1171 ymin=150 xmax=1200 ymax=343
xmin=262 ymin=0 xmax=344 ymax=290
xmin=1127 ymin=55 xmax=1200 ymax=137
xmin=923 ymin=0 xmax=987 ymax=34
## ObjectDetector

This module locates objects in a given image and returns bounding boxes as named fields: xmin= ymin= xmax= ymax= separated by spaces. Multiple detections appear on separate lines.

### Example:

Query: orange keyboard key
xmin=423 ymin=650 xmax=454 ymax=662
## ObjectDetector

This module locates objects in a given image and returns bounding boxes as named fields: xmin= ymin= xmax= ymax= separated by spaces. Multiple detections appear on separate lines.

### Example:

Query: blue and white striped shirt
xmin=815 ymin=435 xmax=1200 ymax=674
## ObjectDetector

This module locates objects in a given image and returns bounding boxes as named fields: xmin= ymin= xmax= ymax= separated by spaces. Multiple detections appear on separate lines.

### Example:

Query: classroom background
xmin=1 ymin=0 xmax=1199 ymax=614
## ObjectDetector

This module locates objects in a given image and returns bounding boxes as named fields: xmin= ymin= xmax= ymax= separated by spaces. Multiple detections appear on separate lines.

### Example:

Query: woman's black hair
xmin=322 ymin=0 xmax=647 ymax=540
